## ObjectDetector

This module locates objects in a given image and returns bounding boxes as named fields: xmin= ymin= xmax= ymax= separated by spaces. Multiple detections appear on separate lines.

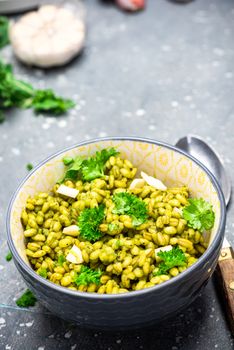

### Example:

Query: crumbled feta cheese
xmin=129 ymin=178 xmax=145 ymax=189
xmin=63 ymin=225 xmax=80 ymax=235
xmin=141 ymin=171 xmax=167 ymax=190
xmin=66 ymin=245 xmax=83 ymax=264
xmin=56 ymin=184 xmax=79 ymax=198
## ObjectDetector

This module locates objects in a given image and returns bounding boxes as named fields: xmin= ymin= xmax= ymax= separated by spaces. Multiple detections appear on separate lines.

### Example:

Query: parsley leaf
xmin=0 ymin=16 xmax=9 ymax=49
xmin=62 ymin=148 xmax=119 ymax=182
xmin=78 ymin=204 xmax=105 ymax=242
xmin=154 ymin=246 xmax=187 ymax=276
xmin=16 ymin=289 xmax=37 ymax=307
xmin=112 ymin=192 xmax=148 ymax=226
xmin=182 ymin=198 xmax=215 ymax=232
xmin=73 ymin=266 xmax=102 ymax=286
xmin=63 ymin=157 xmax=74 ymax=166
xmin=57 ymin=255 xmax=66 ymax=266
xmin=81 ymin=148 xmax=119 ymax=181
xmin=26 ymin=163 xmax=33 ymax=171
xmin=63 ymin=156 xmax=83 ymax=181
xmin=0 ymin=60 xmax=75 ymax=121
xmin=38 ymin=268 xmax=47 ymax=278
xmin=30 ymin=89 xmax=75 ymax=115
xmin=5 ymin=251 xmax=12 ymax=261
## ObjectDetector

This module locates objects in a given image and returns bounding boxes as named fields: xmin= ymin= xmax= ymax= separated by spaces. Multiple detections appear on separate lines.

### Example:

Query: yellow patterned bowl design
xmin=9 ymin=137 xmax=224 ymax=266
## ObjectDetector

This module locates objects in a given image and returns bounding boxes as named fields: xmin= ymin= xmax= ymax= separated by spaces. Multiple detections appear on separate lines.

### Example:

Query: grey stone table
xmin=0 ymin=0 xmax=234 ymax=349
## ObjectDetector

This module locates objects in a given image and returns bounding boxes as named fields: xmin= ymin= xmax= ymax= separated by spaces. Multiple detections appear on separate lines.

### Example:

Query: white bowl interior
xmin=10 ymin=139 xmax=221 ymax=265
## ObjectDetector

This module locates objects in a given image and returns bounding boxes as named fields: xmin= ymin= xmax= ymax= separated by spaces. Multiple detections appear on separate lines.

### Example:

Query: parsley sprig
xmin=112 ymin=192 xmax=148 ymax=226
xmin=0 ymin=16 xmax=9 ymax=49
xmin=0 ymin=60 xmax=75 ymax=121
xmin=78 ymin=204 xmax=105 ymax=242
xmin=154 ymin=246 xmax=187 ymax=276
xmin=182 ymin=198 xmax=215 ymax=232
xmin=73 ymin=266 xmax=102 ymax=286
xmin=5 ymin=251 xmax=12 ymax=262
xmin=63 ymin=148 xmax=119 ymax=182
xmin=16 ymin=289 xmax=37 ymax=307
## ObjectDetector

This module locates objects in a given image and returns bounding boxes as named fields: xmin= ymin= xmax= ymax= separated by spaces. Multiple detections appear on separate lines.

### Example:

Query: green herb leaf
xmin=182 ymin=198 xmax=215 ymax=232
xmin=0 ymin=111 xmax=5 ymax=123
xmin=16 ymin=289 xmax=37 ymax=307
xmin=73 ymin=266 xmax=102 ymax=286
xmin=81 ymin=148 xmax=119 ymax=181
xmin=0 ymin=16 xmax=9 ymax=49
xmin=62 ymin=148 xmax=119 ymax=183
xmin=31 ymin=89 xmax=75 ymax=115
xmin=5 ymin=251 xmax=12 ymax=261
xmin=38 ymin=268 xmax=47 ymax=278
xmin=63 ymin=156 xmax=83 ymax=181
xmin=63 ymin=157 xmax=74 ymax=166
xmin=154 ymin=246 xmax=187 ymax=276
xmin=112 ymin=192 xmax=148 ymax=226
xmin=26 ymin=163 xmax=34 ymax=171
xmin=57 ymin=255 xmax=66 ymax=266
xmin=0 ymin=59 xmax=75 ymax=121
xmin=78 ymin=204 xmax=105 ymax=242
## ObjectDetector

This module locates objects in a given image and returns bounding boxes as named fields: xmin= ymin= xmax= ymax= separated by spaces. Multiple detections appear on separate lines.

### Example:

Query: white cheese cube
xmin=66 ymin=244 xmax=83 ymax=264
xmin=56 ymin=184 xmax=79 ymax=198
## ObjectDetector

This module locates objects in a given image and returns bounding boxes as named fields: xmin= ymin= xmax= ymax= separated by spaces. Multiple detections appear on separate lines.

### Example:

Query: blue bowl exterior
xmin=7 ymin=137 xmax=226 ymax=330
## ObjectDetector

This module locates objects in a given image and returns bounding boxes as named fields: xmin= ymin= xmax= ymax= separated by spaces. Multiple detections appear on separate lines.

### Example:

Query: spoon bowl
xmin=175 ymin=135 xmax=232 ymax=206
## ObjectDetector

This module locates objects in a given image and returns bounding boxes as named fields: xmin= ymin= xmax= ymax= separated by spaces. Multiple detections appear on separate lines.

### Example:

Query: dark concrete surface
xmin=0 ymin=0 xmax=234 ymax=349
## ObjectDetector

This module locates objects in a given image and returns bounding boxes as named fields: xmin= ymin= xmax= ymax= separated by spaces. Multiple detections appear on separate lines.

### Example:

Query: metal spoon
xmin=175 ymin=135 xmax=234 ymax=336
xmin=175 ymin=134 xmax=232 ymax=206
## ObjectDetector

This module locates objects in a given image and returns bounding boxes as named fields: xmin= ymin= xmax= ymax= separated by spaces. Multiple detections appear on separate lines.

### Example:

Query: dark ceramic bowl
xmin=7 ymin=137 xmax=226 ymax=330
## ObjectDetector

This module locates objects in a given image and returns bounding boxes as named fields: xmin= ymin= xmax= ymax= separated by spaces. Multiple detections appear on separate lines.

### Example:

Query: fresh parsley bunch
xmin=155 ymin=246 xmax=187 ymax=276
xmin=63 ymin=148 xmax=119 ymax=182
xmin=73 ymin=266 xmax=102 ymax=286
xmin=112 ymin=192 xmax=148 ymax=226
xmin=0 ymin=59 xmax=75 ymax=122
xmin=78 ymin=204 xmax=105 ymax=242
xmin=182 ymin=198 xmax=215 ymax=232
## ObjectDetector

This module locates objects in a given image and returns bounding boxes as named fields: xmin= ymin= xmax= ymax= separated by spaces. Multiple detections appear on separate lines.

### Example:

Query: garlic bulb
xmin=116 ymin=0 xmax=145 ymax=11
xmin=9 ymin=4 xmax=85 ymax=68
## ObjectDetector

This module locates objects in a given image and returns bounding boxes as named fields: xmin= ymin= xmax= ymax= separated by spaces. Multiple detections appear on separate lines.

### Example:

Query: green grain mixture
xmin=21 ymin=148 xmax=215 ymax=294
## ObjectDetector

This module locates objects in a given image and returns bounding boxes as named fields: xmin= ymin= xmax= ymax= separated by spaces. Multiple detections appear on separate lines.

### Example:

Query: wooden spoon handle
xmin=216 ymin=250 xmax=234 ymax=335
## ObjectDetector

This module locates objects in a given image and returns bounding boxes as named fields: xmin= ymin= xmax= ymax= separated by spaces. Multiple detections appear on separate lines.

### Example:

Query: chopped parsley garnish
xmin=73 ymin=266 xmax=102 ymax=286
xmin=0 ymin=16 xmax=9 ymax=49
xmin=182 ymin=198 xmax=215 ymax=232
xmin=62 ymin=148 xmax=119 ymax=182
xmin=0 ymin=59 xmax=75 ymax=122
xmin=82 ymin=148 xmax=119 ymax=181
xmin=63 ymin=156 xmax=83 ymax=181
xmin=38 ymin=268 xmax=47 ymax=278
xmin=78 ymin=204 xmax=105 ymax=242
xmin=5 ymin=251 xmax=12 ymax=262
xmin=112 ymin=192 xmax=148 ymax=226
xmin=57 ymin=255 xmax=66 ymax=266
xmin=26 ymin=163 xmax=34 ymax=171
xmin=154 ymin=246 xmax=187 ymax=276
xmin=63 ymin=157 xmax=74 ymax=166
xmin=16 ymin=289 xmax=37 ymax=307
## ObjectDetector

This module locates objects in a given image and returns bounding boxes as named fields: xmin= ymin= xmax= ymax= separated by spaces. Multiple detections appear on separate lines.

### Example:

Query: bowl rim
xmin=6 ymin=136 xmax=226 ymax=300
